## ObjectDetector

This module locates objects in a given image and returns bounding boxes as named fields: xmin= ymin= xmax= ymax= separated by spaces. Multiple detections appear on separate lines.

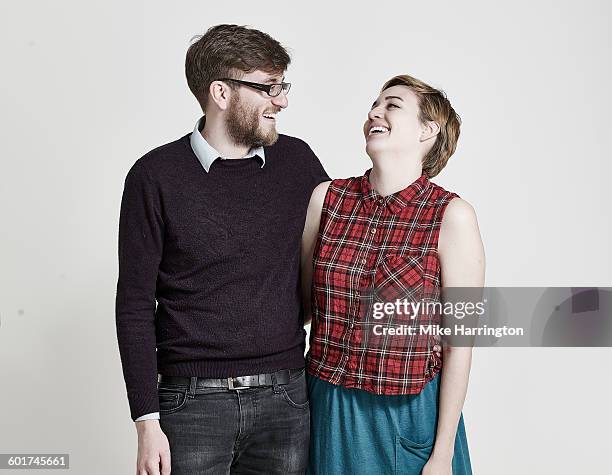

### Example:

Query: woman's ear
xmin=420 ymin=120 xmax=440 ymax=142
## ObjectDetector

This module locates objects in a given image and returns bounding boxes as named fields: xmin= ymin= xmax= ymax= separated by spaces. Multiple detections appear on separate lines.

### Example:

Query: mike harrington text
xmin=373 ymin=324 xmax=525 ymax=338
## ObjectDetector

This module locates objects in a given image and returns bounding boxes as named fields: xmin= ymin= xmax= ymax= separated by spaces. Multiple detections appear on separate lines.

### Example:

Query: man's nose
xmin=271 ymin=93 xmax=288 ymax=109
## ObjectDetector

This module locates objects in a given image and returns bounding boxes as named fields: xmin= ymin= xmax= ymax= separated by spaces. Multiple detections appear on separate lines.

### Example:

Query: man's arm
xmin=115 ymin=160 xmax=163 ymax=421
xmin=116 ymin=160 xmax=173 ymax=474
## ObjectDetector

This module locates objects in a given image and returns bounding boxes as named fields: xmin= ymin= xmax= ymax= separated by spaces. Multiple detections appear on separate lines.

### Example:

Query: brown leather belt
xmin=158 ymin=368 xmax=303 ymax=390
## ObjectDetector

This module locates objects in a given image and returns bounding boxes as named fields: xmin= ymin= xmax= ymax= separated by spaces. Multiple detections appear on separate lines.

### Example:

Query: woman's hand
xmin=421 ymin=455 xmax=452 ymax=475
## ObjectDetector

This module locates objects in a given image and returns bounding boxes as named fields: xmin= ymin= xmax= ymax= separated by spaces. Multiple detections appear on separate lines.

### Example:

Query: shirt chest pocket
xmin=373 ymin=253 xmax=425 ymax=304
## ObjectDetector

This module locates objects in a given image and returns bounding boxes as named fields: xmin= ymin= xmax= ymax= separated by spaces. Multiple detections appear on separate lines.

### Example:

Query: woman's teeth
xmin=369 ymin=126 xmax=389 ymax=135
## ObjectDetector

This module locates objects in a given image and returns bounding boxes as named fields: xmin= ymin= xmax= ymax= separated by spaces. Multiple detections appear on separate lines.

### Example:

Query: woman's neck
xmin=368 ymin=159 xmax=423 ymax=197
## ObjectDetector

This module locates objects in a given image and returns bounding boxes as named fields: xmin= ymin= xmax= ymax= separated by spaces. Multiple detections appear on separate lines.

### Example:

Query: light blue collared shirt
xmin=134 ymin=118 xmax=266 ymax=423
xmin=189 ymin=116 xmax=266 ymax=172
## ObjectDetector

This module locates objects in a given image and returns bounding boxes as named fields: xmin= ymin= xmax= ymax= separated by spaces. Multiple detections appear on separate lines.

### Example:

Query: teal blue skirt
xmin=307 ymin=373 xmax=472 ymax=475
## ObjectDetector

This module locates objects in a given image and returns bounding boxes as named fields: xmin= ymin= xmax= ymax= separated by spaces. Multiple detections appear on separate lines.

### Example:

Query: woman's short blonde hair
xmin=382 ymin=74 xmax=461 ymax=178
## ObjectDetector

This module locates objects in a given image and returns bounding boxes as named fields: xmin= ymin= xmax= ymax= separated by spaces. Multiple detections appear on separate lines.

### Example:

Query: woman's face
xmin=363 ymin=85 xmax=424 ymax=160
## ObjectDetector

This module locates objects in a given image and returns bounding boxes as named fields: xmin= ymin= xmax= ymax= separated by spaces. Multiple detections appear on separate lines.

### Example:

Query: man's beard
xmin=225 ymin=94 xmax=278 ymax=148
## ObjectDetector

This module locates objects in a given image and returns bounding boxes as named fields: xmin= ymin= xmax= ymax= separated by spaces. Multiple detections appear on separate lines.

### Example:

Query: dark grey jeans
xmin=158 ymin=368 xmax=310 ymax=474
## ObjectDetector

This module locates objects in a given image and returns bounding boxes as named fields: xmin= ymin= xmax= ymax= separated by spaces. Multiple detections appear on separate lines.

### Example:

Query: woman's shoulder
xmin=326 ymin=173 xmax=367 ymax=197
xmin=309 ymin=180 xmax=333 ymax=209
xmin=442 ymin=197 xmax=477 ymax=223
xmin=308 ymin=177 xmax=352 ymax=210
xmin=426 ymin=180 xmax=478 ymax=225
xmin=330 ymin=176 xmax=360 ymax=189
xmin=427 ymin=178 xmax=461 ymax=202
xmin=307 ymin=176 xmax=364 ymax=214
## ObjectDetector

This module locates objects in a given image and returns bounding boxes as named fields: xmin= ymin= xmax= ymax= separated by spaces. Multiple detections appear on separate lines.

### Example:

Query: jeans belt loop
xmin=271 ymin=372 xmax=280 ymax=393
xmin=188 ymin=376 xmax=198 ymax=397
xmin=227 ymin=377 xmax=235 ymax=390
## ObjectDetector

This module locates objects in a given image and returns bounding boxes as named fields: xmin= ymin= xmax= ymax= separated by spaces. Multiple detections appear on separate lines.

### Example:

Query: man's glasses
xmin=217 ymin=78 xmax=291 ymax=97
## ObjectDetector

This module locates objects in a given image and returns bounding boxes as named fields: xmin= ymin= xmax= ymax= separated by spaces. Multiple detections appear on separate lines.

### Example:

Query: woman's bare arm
xmin=428 ymin=197 xmax=485 ymax=466
xmin=301 ymin=181 xmax=331 ymax=326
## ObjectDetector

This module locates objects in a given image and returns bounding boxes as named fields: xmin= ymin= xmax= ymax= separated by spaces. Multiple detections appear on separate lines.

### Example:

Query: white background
xmin=0 ymin=0 xmax=611 ymax=473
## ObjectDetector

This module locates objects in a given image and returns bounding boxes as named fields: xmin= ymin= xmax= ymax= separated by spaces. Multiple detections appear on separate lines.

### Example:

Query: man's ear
xmin=208 ymin=80 xmax=231 ymax=111
xmin=420 ymin=120 xmax=440 ymax=142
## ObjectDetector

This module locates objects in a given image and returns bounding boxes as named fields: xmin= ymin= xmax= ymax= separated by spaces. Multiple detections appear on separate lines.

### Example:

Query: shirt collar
xmin=360 ymin=168 xmax=430 ymax=214
xmin=189 ymin=116 xmax=266 ymax=172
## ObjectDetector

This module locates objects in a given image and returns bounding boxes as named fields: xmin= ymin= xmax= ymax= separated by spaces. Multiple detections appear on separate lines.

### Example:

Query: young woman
xmin=301 ymin=74 xmax=485 ymax=474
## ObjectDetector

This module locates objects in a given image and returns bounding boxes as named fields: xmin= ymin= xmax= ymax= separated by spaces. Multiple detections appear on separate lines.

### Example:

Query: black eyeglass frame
xmin=217 ymin=78 xmax=291 ymax=97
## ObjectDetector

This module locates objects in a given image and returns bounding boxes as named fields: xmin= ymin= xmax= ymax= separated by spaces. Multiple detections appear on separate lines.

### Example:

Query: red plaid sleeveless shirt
xmin=306 ymin=169 xmax=460 ymax=395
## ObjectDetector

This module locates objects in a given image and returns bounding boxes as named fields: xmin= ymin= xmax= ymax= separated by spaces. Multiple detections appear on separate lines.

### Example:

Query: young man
xmin=116 ymin=24 xmax=329 ymax=474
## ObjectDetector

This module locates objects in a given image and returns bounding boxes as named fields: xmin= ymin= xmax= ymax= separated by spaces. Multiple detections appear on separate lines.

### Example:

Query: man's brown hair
xmin=382 ymin=74 xmax=461 ymax=178
xmin=186 ymin=24 xmax=291 ymax=111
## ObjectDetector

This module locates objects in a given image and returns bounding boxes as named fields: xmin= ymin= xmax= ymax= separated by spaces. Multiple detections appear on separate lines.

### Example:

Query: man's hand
xmin=135 ymin=420 xmax=171 ymax=475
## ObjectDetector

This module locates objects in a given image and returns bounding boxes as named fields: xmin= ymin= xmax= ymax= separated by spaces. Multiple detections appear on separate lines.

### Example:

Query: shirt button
xmin=350 ymin=323 xmax=355 ymax=328
xmin=361 ymin=258 xmax=367 ymax=265
xmin=370 ymin=228 xmax=376 ymax=234
xmin=343 ymin=356 xmax=349 ymax=362
xmin=378 ymin=198 xmax=384 ymax=205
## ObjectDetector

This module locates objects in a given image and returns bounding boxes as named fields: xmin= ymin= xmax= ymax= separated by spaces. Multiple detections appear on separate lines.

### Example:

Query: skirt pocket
xmin=394 ymin=434 xmax=434 ymax=475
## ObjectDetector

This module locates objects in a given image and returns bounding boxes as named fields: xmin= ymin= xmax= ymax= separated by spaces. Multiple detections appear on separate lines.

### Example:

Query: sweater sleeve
xmin=115 ymin=160 xmax=164 ymax=421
